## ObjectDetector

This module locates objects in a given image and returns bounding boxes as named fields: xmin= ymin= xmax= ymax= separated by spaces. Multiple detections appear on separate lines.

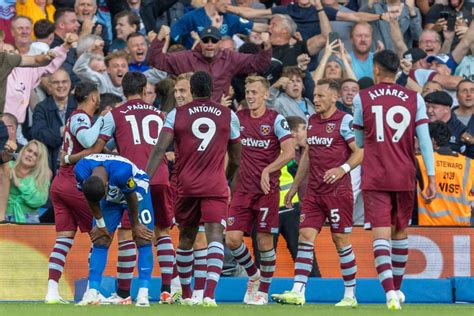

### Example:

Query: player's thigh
xmin=321 ymin=193 xmax=354 ymax=234
xmin=100 ymin=201 xmax=125 ymax=234
xmin=201 ymin=196 xmax=228 ymax=227
xmin=299 ymin=194 xmax=326 ymax=233
xmin=363 ymin=190 xmax=392 ymax=229
xmin=150 ymin=184 xmax=174 ymax=229
xmin=227 ymin=191 xmax=254 ymax=234
xmin=175 ymin=196 xmax=201 ymax=228
xmin=136 ymin=192 xmax=155 ymax=230
xmin=254 ymin=191 xmax=280 ymax=235
xmin=392 ymin=191 xmax=415 ymax=232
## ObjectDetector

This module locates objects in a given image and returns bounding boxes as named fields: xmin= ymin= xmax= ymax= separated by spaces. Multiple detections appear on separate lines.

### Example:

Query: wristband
xmin=316 ymin=8 xmax=324 ymax=13
xmin=379 ymin=14 xmax=383 ymax=20
xmin=64 ymin=155 xmax=71 ymax=164
xmin=340 ymin=163 xmax=351 ymax=174
xmin=396 ymin=72 xmax=408 ymax=86
xmin=96 ymin=217 xmax=106 ymax=228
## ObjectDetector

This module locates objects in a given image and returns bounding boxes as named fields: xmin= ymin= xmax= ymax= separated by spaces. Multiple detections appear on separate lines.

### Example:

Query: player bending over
xmin=76 ymin=154 xmax=154 ymax=307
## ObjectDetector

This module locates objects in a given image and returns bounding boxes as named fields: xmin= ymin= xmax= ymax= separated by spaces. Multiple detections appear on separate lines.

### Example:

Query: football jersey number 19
xmin=371 ymin=105 xmax=411 ymax=143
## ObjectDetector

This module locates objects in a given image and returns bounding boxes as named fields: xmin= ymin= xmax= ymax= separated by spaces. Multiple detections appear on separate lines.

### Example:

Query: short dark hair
xmin=34 ymin=19 xmax=55 ymax=39
xmin=122 ymin=71 xmax=147 ymax=97
xmin=82 ymin=175 xmax=105 ymax=203
xmin=99 ymin=93 xmax=122 ymax=112
xmin=54 ymin=8 xmax=75 ymax=24
xmin=114 ymin=11 xmax=140 ymax=32
xmin=126 ymin=32 xmax=145 ymax=43
xmin=316 ymin=79 xmax=340 ymax=92
xmin=74 ymin=82 xmax=99 ymax=103
xmin=373 ymin=49 xmax=400 ymax=74
xmin=190 ymin=71 xmax=213 ymax=99
xmin=429 ymin=121 xmax=451 ymax=147
xmin=456 ymin=79 xmax=473 ymax=93
xmin=286 ymin=116 xmax=306 ymax=131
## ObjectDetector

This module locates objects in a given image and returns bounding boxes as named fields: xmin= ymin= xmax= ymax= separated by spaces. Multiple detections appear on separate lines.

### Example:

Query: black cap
xmin=200 ymin=26 xmax=222 ymax=41
xmin=424 ymin=91 xmax=453 ymax=107
xmin=403 ymin=48 xmax=427 ymax=64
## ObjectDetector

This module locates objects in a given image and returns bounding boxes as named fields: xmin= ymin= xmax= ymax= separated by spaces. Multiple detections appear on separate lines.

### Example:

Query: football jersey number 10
xmin=125 ymin=115 xmax=163 ymax=145
xmin=372 ymin=105 xmax=411 ymax=143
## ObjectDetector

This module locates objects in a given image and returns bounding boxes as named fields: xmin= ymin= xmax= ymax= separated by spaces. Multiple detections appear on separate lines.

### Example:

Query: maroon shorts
xmin=227 ymin=190 xmax=279 ymax=235
xmin=175 ymin=196 xmax=228 ymax=228
xmin=363 ymin=190 xmax=414 ymax=230
xmin=50 ymin=174 xmax=92 ymax=233
xmin=151 ymin=185 xmax=174 ymax=228
xmin=300 ymin=192 xmax=353 ymax=233
xmin=118 ymin=211 xmax=132 ymax=229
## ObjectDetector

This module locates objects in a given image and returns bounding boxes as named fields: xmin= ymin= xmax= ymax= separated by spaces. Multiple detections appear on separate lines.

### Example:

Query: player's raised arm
xmin=414 ymin=93 xmax=436 ymax=202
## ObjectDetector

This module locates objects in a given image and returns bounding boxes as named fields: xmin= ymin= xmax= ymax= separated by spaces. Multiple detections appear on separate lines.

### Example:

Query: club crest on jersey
xmin=326 ymin=123 xmax=336 ymax=133
xmin=260 ymin=124 xmax=271 ymax=136
xmin=127 ymin=177 xmax=135 ymax=189
xmin=227 ymin=217 xmax=235 ymax=226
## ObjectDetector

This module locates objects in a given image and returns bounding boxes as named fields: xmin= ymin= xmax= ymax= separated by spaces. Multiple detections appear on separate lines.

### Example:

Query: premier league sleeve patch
xmin=126 ymin=177 xmax=136 ymax=190
xmin=280 ymin=119 xmax=290 ymax=131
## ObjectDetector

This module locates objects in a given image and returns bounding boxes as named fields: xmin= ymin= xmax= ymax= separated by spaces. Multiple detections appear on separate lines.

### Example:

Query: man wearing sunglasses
xmin=149 ymin=25 xmax=272 ymax=104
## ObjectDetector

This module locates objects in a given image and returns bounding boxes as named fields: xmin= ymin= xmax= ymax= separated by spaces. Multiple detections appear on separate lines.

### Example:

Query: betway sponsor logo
xmin=307 ymin=136 xmax=333 ymax=147
xmin=241 ymin=138 xmax=270 ymax=149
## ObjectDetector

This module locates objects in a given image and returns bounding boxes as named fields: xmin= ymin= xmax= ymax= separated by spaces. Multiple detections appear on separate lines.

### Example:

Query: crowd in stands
xmin=0 ymin=0 xmax=472 ymax=228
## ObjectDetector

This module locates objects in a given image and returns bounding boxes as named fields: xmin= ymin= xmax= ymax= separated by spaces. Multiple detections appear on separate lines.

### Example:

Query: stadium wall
xmin=0 ymin=224 xmax=473 ymax=301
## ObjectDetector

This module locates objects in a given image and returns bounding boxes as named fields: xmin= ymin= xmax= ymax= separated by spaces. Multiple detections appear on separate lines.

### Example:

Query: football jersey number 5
xmin=192 ymin=117 xmax=216 ymax=151
xmin=372 ymin=105 xmax=411 ymax=143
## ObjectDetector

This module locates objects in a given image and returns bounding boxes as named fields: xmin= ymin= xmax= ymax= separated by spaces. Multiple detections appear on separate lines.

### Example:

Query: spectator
xmin=75 ymin=0 xmax=110 ymax=46
xmin=109 ymin=10 xmax=140 ymax=52
xmin=16 ymin=0 xmax=56 ymax=26
xmin=227 ymin=0 xmax=384 ymax=41
xmin=171 ymin=0 xmax=264 ymax=49
xmin=149 ymin=25 xmax=272 ymax=103
xmin=155 ymin=77 xmax=176 ymax=113
xmin=31 ymin=69 xmax=77 ymax=173
xmin=425 ymin=90 xmax=473 ymax=157
xmin=0 ymin=0 xmax=16 ymax=44
xmin=417 ymin=121 xmax=473 ymax=226
xmin=267 ymin=66 xmax=315 ymax=120
xmin=322 ymin=0 xmax=356 ymax=51
xmin=28 ymin=19 xmax=56 ymax=55
xmin=99 ymin=93 xmax=123 ymax=113
xmin=88 ymin=53 xmax=107 ymax=73
xmin=312 ymin=39 xmax=357 ymax=82
xmin=348 ymin=22 xmax=380 ymax=79
xmin=126 ymin=32 xmax=167 ymax=84
xmin=454 ymin=79 xmax=474 ymax=158
xmin=11 ymin=16 xmax=34 ymax=55
xmin=337 ymin=78 xmax=359 ymax=114
xmin=51 ymin=8 xmax=81 ymax=85
xmin=422 ymin=80 xmax=443 ymax=96
xmin=4 ymin=34 xmax=76 ymax=130
xmin=6 ymin=140 xmax=51 ymax=223
xmin=0 ymin=113 xmax=18 ymax=222
xmin=73 ymin=49 xmax=128 ymax=97
xmin=76 ymin=34 xmax=104 ymax=56
xmin=359 ymin=0 xmax=422 ymax=51
xmin=425 ymin=0 xmax=472 ymax=49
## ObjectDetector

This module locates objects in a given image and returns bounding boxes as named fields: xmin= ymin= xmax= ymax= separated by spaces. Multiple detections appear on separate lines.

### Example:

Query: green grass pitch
xmin=1 ymin=303 xmax=473 ymax=316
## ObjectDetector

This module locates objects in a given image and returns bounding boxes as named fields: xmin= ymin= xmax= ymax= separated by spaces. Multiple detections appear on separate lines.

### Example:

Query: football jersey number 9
xmin=372 ymin=105 xmax=411 ymax=143
xmin=192 ymin=117 xmax=216 ymax=151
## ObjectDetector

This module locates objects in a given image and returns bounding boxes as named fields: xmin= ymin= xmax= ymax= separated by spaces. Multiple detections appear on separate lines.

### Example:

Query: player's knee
xmin=256 ymin=233 xmax=273 ymax=251
xmin=93 ymin=236 xmax=112 ymax=248
xmin=193 ymin=232 xmax=207 ymax=249
xmin=299 ymin=228 xmax=316 ymax=243
xmin=135 ymin=237 xmax=152 ymax=248
xmin=225 ymin=233 xmax=241 ymax=250
xmin=332 ymin=233 xmax=349 ymax=249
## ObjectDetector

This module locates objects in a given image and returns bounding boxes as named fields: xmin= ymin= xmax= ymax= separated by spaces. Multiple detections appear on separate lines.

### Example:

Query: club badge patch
xmin=126 ymin=177 xmax=135 ymax=189
xmin=227 ymin=217 xmax=235 ymax=226
xmin=300 ymin=214 xmax=306 ymax=223
xmin=326 ymin=123 xmax=336 ymax=133
xmin=260 ymin=124 xmax=271 ymax=136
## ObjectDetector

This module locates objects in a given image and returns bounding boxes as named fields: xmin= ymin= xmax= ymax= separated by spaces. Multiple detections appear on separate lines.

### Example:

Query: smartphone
xmin=439 ymin=11 xmax=450 ymax=21
xmin=447 ymin=14 xmax=456 ymax=31
xmin=405 ymin=53 xmax=413 ymax=62
xmin=328 ymin=31 xmax=340 ymax=51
